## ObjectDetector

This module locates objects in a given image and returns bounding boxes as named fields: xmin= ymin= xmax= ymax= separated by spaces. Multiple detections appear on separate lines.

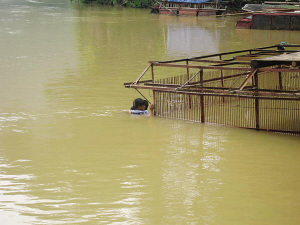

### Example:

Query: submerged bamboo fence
xmin=125 ymin=44 xmax=300 ymax=133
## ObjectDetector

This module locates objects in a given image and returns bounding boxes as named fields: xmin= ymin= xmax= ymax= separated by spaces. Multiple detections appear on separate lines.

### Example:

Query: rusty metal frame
xmin=124 ymin=43 xmax=300 ymax=133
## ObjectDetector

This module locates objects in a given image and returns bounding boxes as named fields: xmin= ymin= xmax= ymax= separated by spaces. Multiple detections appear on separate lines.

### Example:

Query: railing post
xmin=219 ymin=55 xmax=224 ymax=87
xmin=278 ymin=66 xmax=283 ymax=90
xmin=254 ymin=71 xmax=260 ymax=130
xmin=186 ymin=60 xmax=190 ymax=80
xmin=200 ymin=69 xmax=204 ymax=86
xmin=153 ymin=90 xmax=156 ymax=116
xmin=200 ymin=69 xmax=205 ymax=123
xmin=151 ymin=64 xmax=154 ymax=82
xmin=255 ymin=97 xmax=260 ymax=130
xmin=200 ymin=95 xmax=205 ymax=123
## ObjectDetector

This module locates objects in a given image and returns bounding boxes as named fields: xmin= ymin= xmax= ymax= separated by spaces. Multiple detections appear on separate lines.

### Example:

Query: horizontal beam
xmin=180 ymin=88 xmax=300 ymax=98
xmin=124 ymin=79 xmax=153 ymax=86
xmin=151 ymin=63 xmax=300 ymax=72
xmin=127 ymin=82 xmax=299 ymax=93
xmin=189 ymin=59 xmax=250 ymax=65
xmin=251 ymin=60 xmax=299 ymax=68
xmin=125 ymin=84 xmax=300 ymax=100
xmin=153 ymin=49 xmax=299 ymax=65
xmin=154 ymin=45 xmax=280 ymax=64
xmin=152 ymin=62 xmax=252 ymax=71
xmin=258 ymin=68 xmax=300 ymax=72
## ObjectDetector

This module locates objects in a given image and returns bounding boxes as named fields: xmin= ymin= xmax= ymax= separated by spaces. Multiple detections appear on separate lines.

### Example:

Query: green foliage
xmin=73 ymin=0 xmax=155 ymax=8
xmin=129 ymin=0 xmax=154 ymax=8
xmin=227 ymin=0 xmax=263 ymax=10
xmin=70 ymin=0 xmax=92 ymax=3
xmin=75 ymin=0 xmax=280 ymax=10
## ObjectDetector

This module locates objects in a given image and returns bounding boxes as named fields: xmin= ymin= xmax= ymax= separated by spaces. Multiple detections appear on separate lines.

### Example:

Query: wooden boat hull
xmin=236 ymin=13 xmax=300 ymax=30
xmin=159 ymin=8 xmax=178 ymax=15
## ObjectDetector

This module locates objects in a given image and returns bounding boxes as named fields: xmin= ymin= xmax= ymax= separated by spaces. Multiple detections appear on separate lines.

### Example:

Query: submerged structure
xmin=124 ymin=44 xmax=300 ymax=133
xmin=236 ymin=12 xmax=300 ymax=30
xmin=236 ymin=2 xmax=300 ymax=30
xmin=151 ymin=0 xmax=227 ymax=16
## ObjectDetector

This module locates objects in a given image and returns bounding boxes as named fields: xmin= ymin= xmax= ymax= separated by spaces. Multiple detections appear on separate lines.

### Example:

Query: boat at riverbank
xmin=125 ymin=44 xmax=300 ymax=133
xmin=236 ymin=11 xmax=300 ymax=30
xmin=236 ymin=2 xmax=300 ymax=30
xmin=151 ymin=0 xmax=227 ymax=16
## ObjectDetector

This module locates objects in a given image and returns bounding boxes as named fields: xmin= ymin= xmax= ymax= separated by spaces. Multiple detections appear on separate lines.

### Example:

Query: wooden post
xmin=186 ymin=60 xmax=190 ymax=80
xmin=151 ymin=64 xmax=154 ymax=82
xmin=219 ymin=55 xmax=224 ymax=87
xmin=200 ymin=69 xmax=204 ymax=86
xmin=220 ymin=70 xmax=224 ymax=87
xmin=278 ymin=66 xmax=283 ymax=90
xmin=255 ymin=98 xmax=260 ymax=130
xmin=254 ymin=71 xmax=259 ymax=129
xmin=254 ymin=70 xmax=259 ymax=88
xmin=279 ymin=72 xmax=283 ymax=90
xmin=200 ymin=69 xmax=205 ymax=123
xmin=200 ymin=95 xmax=205 ymax=123
xmin=153 ymin=90 xmax=156 ymax=116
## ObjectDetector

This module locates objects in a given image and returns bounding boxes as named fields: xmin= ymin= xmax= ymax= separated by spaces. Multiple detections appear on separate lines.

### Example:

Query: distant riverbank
xmin=71 ymin=0 xmax=155 ymax=8
xmin=71 ymin=0 xmax=264 ymax=10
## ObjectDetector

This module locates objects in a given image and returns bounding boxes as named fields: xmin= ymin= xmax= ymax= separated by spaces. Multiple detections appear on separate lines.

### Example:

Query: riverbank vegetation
xmin=228 ymin=0 xmax=262 ymax=10
xmin=71 ymin=0 xmax=155 ymax=8
xmin=72 ymin=0 xmax=286 ymax=10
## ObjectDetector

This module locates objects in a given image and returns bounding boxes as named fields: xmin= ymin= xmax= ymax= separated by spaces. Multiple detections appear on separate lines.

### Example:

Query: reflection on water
xmin=167 ymin=26 xmax=219 ymax=57
xmin=0 ymin=0 xmax=299 ymax=224
xmin=161 ymin=124 xmax=225 ymax=224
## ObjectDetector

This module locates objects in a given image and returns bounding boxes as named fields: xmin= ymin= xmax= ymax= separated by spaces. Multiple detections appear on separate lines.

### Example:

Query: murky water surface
xmin=0 ymin=0 xmax=299 ymax=224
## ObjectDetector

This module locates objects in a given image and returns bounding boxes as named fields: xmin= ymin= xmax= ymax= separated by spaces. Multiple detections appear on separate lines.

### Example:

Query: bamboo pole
xmin=239 ymin=69 xmax=257 ymax=90
xmin=133 ymin=64 xmax=151 ymax=84
xmin=186 ymin=60 xmax=190 ymax=80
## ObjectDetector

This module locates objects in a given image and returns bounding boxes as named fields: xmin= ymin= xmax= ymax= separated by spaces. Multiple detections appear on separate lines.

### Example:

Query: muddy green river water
xmin=0 ymin=0 xmax=299 ymax=224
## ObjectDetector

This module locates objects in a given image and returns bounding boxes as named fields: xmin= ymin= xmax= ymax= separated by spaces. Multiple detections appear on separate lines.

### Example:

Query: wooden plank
xmin=239 ymin=69 xmax=257 ymax=90
xmin=258 ymin=68 xmax=300 ymax=72
xmin=251 ymin=52 xmax=300 ymax=68
xmin=134 ymin=64 xmax=151 ymax=84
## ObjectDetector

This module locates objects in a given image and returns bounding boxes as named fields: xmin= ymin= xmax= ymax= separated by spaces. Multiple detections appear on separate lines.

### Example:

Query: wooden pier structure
xmin=124 ymin=44 xmax=300 ymax=133
xmin=152 ymin=0 xmax=227 ymax=16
